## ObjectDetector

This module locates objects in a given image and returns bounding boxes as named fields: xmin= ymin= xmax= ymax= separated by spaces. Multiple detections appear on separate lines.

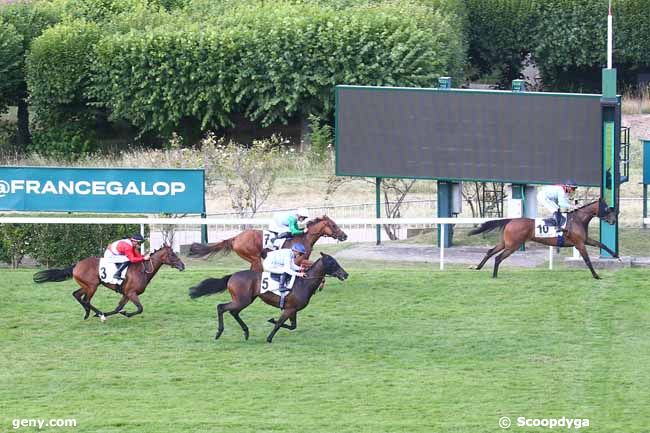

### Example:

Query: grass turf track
xmin=1 ymin=263 xmax=649 ymax=433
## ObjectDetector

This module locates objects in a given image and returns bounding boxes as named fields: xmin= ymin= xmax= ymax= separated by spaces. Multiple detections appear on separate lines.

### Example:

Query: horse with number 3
xmin=33 ymin=245 xmax=185 ymax=320
xmin=468 ymin=198 xmax=618 ymax=279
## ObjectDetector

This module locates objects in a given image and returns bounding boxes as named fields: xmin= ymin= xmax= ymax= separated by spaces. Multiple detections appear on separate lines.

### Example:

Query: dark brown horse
xmin=469 ymin=198 xmax=618 ymax=279
xmin=33 ymin=245 xmax=185 ymax=320
xmin=188 ymin=252 xmax=349 ymax=343
xmin=188 ymin=215 xmax=348 ymax=271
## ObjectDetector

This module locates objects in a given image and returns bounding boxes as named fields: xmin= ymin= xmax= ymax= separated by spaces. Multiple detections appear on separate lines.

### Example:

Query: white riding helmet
xmin=296 ymin=207 xmax=310 ymax=218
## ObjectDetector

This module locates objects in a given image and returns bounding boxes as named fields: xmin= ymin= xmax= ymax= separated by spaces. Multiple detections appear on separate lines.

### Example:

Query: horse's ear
xmin=320 ymin=252 xmax=325 ymax=257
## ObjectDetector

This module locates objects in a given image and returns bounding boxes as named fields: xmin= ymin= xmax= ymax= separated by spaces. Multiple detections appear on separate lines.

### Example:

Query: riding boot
xmin=277 ymin=232 xmax=292 ymax=240
xmin=554 ymin=210 xmax=564 ymax=228
xmin=279 ymin=274 xmax=290 ymax=309
xmin=113 ymin=262 xmax=129 ymax=282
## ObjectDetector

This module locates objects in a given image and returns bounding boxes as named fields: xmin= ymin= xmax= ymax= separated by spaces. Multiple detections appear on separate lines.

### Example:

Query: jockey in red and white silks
xmin=103 ymin=234 xmax=149 ymax=282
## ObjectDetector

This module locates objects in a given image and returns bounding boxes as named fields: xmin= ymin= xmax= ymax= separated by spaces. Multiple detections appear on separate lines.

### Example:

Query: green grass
xmin=2 ymin=264 xmax=650 ymax=432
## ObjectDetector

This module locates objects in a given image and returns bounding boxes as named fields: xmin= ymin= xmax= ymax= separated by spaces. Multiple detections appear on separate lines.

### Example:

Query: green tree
xmin=0 ymin=1 xmax=60 ymax=148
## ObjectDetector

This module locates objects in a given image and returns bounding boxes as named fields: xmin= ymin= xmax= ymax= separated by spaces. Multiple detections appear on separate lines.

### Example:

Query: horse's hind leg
xmin=230 ymin=311 xmax=249 ymax=340
xmin=475 ymin=242 xmax=505 ymax=270
xmin=268 ymin=312 xmax=297 ymax=330
xmin=78 ymin=286 xmax=105 ymax=320
xmin=215 ymin=300 xmax=249 ymax=340
xmin=72 ymin=289 xmax=91 ymax=320
xmin=492 ymin=249 xmax=516 ymax=278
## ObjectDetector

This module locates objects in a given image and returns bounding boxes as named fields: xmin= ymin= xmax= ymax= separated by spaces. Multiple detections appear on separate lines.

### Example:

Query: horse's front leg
xmin=104 ymin=295 xmax=129 ymax=317
xmin=584 ymin=237 xmax=621 ymax=261
xmin=119 ymin=292 xmax=143 ymax=317
xmin=268 ymin=312 xmax=297 ymax=330
xmin=267 ymin=308 xmax=297 ymax=343
xmin=575 ymin=243 xmax=601 ymax=279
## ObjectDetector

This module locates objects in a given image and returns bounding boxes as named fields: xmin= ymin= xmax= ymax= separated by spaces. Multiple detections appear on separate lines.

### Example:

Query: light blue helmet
xmin=291 ymin=243 xmax=306 ymax=254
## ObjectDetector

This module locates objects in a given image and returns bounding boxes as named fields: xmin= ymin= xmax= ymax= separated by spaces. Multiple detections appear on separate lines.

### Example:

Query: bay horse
xmin=469 ymin=198 xmax=618 ymax=279
xmin=33 ymin=245 xmax=185 ymax=320
xmin=188 ymin=252 xmax=348 ymax=343
xmin=188 ymin=215 xmax=348 ymax=271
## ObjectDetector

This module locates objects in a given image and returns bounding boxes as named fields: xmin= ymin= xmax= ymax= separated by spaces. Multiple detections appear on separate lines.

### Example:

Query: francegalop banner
xmin=0 ymin=167 xmax=205 ymax=213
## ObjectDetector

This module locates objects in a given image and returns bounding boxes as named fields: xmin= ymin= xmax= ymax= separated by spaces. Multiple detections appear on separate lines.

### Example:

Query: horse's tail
xmin=33 ymin=265 xmax=75 ymax=284
xmin=468 ymin=219 xmax=512 ymax=236
xmin=188 ymin=274 xmax=232 ymax=298
xmin=189 ymin=239 xmax=233 ymax=258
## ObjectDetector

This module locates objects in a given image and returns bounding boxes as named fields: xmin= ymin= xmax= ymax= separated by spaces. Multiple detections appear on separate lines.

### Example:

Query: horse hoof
xmin=267 ymin=318 xmax=275 ymax=324
xmin=99 ymin=314 xmax=106 ymax=323
xmin=244 ymin=332 xmax=249 ymax=341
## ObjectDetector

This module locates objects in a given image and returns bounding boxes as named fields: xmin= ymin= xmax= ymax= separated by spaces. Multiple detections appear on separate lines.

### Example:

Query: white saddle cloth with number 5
xmin=260 ymin=272 xmax=296 ymax=296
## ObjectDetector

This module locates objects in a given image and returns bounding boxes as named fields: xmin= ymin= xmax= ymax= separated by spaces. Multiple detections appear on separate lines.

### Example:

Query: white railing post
xmin=439 ymin=223 xmax=445 ymax=270
xmin=549 ymin=246 xmax=553 ymax=270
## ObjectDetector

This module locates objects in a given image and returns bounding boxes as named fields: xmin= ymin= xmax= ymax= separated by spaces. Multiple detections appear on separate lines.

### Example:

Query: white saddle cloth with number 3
xmin=99 ymin=259 xmax=128 ymax=284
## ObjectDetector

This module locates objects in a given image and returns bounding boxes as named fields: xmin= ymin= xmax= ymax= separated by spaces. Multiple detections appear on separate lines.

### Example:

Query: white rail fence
xmin=0 ymin=216 xmax=569 ymax=270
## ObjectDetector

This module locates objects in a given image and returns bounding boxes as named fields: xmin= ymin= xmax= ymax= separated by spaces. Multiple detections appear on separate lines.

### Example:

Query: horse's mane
xmin=571 ymin=199 xmax=600 ymax=212
xmin=306 ymin=216 xmax=328 ymax=227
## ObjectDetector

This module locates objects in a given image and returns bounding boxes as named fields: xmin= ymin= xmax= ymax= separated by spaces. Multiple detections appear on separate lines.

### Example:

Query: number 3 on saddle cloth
xmin=98 ymin=258 xmax=129 ymax=287
xmin=260 ymin=272 xmax=296 ymax=309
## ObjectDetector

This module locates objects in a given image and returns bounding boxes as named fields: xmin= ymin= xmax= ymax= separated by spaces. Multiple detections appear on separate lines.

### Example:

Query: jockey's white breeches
xmin=103 ymin=249 xmax=130 ymax=264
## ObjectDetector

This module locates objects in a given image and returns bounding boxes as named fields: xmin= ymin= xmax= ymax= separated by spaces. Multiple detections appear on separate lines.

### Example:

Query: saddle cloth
xmin=99 ymin=258 xmax=128 ymax=284
xmin=260 ymin=272 xmax=295 ymax=296
xmin=263 ymin=230 xmax=286 ymax=250
xmin=534 ymin=218 xmax=567 ymax=238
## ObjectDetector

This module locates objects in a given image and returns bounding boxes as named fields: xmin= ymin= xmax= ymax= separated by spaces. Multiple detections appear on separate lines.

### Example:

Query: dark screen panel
xmin=335 ymin=86 xmax=602 ymax=185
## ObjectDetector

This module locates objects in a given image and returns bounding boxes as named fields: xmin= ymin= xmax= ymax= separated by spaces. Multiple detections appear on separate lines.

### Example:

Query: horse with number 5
xmin=188 ymin=215 xmax=348 ymax=271
xmin=33 ymin=244 xmax=185 ymax=320
xmin=188 ymin=253 xmax=348 ymax=343
xmin=468 ymin=198 xmax=619 ymax=279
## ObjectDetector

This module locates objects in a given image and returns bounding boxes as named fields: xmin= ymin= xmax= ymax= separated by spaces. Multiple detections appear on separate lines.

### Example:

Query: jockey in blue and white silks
xmin=537 ymin=183 xmax=577 ymax=227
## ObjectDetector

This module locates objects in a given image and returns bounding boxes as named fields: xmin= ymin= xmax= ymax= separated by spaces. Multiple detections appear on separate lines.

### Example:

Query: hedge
xmin=0 ymin=221 xmax=140 ymax=268
xmin=88 ymin=1 xmax=465 ymax=137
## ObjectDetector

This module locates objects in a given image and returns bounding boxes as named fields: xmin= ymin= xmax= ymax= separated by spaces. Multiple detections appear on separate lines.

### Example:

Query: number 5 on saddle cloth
xmin=260 ymin=272 xmax=296 ymax=309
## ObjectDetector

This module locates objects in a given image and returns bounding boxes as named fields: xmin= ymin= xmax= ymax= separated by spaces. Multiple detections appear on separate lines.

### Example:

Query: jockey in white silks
xmin=537 ymin=183 xmax=577 ymax=228
xmin=262 ymin=243 xmax=307 ymax=308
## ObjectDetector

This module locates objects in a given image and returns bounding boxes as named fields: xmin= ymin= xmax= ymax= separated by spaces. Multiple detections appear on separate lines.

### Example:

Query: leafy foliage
xmin=530 ymin=0 xmax=650 ymax=91
xmin=88 ymin=1 xmax=464 ymax=139
xmin=0 ymin=18 xmax=22 ymax=114
xmin=0 ymin=221 xmax=138 ymax=267
xmin=26 ymin=20 xmax=102 ymax=156
xmin=465 ymin=0 xmax=536 ymax=85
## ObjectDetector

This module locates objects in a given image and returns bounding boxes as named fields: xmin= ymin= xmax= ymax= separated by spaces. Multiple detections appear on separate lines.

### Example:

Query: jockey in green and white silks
xmin=269 ymin=208 xmax=310 ymax=240
xmin=537 ymin=183 xmax=577 ymax=228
